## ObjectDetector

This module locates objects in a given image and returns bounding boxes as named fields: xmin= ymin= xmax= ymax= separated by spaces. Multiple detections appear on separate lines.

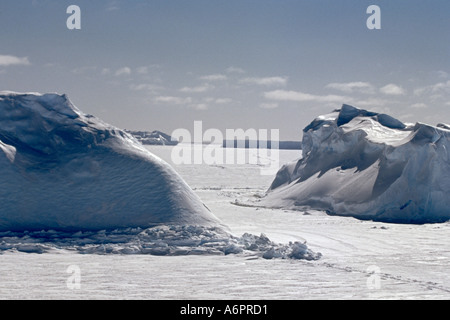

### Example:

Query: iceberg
xmin=0 ymin=92 xmax=220 ymax=231
xmin=263 ymin=104 xmax=450 ymax=224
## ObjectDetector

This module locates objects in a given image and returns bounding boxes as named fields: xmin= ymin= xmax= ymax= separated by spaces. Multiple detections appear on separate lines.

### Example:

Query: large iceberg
xmin=0 ymin=92 xmax=220 ymax=231
xmin=262 ymin=104 xmax=450 ymax=224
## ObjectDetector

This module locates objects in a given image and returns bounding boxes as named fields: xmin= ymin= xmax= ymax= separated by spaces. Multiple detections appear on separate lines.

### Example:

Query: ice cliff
xmin=263 ymin=104 xmax=450 ymax=224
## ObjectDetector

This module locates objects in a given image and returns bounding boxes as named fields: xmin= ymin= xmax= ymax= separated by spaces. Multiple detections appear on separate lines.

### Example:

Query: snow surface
xmin=1 ymin=146 xmax=450 ymax=299
xmin=262 ymin=104 xmax=450 ymax=224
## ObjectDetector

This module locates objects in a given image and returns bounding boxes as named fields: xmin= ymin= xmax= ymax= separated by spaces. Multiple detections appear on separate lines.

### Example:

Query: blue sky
xmin=1 ymin=0 xmax=450 ymax=140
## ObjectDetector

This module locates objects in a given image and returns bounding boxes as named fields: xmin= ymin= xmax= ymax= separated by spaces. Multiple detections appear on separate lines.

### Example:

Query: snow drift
xmin=263 ymin=104 xmax=450 ymax=224
xmin=0 ymin=92 xmax=219 ymax=231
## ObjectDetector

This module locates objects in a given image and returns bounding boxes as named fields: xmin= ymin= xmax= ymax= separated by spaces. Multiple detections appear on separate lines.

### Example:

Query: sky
xmin=1 ymin=0 xmax=450 ymax=140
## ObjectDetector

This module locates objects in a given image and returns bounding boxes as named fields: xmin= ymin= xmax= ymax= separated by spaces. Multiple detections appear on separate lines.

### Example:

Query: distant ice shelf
xmin=222 ymin=139 xmax=301 ymax=150
xmin=125 ymin=130 xmax=179 ymax=146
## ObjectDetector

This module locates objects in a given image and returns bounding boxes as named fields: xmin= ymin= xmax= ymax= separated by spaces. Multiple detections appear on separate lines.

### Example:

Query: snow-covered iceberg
xmin=262 ymin=104 xmax=450 ymax=224
xmin=0 ymin=92 xmax=219 ymax=231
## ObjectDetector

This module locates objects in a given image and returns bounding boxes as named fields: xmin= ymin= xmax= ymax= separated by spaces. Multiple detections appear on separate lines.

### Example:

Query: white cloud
xmin=180 ymin=84 xmax=214 ymax=93
xmin=200 ymin=74 xmax=227 ymax=81
xmin=43 ymin=63 xmax=57 ymax=68
xmin=260 ymin=103 xmax=279 ymax=109
xmin=214 ymin=98 xmax=232 ymax=104
xmin=430 ymin=80 xmax=450 ymax=93
xmin=106 ymin=5 xmax=119 ymax=11
xmin=115 ymin=67 xmax=131 ymax=76
xmin=264 ymin=90 xmax=350 ymax=103
xmin=203 ymin=97 xmax=232 ymax=105
xmin=191 ymin=103 xmax=208 ymax=111
xmin=352 ymin=97 xmax=390 ymax=108
xmin=380 ymin=84 xmax=406 ymax=96
xmin=434 ymin=70 xmax=449 ymax=79
xmin=0 ymin=55 xmax=31 ymax=67
xmin=226 ymin=66 xmax=246 ymax=74
xmin=240 ymin=76 xmax=288 ymax=86
xmin=134 ymin=64 xmax=161 ymax=75
xmin=326 ymin=81 xmax=375 ymax=94
xmin=106 ymin=0 xmax=120 ymax=11
xmin=410 ymin=103 xmax=428 ymax=109
xmin=136 ymin=66 xmax=149 ymax=74
xmin=129 ymin=83 xmax=164 ymax=92
xmin=413 ymin=87 xmax=426 ymax=96
xmin=155 ymin=96 xmax=192 ymax=105
xmin=415 ymin=80 xmax=450 ymax=96
xmin=71 ymin=66 xmax=97 ymax=75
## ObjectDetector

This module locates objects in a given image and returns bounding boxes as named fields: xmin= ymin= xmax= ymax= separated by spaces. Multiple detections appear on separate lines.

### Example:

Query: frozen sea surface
xmin=1 ymin=146 xmax=450 ymax=299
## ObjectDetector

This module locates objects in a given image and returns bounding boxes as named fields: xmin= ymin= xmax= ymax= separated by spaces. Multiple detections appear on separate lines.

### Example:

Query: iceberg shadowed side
xmin=263 ymin=104 xmax=450 ymax=224
xmin=0 ymin=92 xmax=220 ymax=231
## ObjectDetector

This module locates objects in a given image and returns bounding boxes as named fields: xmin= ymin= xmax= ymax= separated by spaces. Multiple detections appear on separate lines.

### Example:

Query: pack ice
xmin=0 ymin=92 xmax=219 ymax=231
xmin=263 ymin=104 xmax=450 ymax=224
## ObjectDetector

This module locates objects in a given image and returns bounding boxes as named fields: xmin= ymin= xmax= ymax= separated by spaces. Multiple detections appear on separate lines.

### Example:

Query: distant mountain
xmin=222 ymin=140 xmax=301 ymax=150
xmin=126 ymin=130 xmax=179 ymax=146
